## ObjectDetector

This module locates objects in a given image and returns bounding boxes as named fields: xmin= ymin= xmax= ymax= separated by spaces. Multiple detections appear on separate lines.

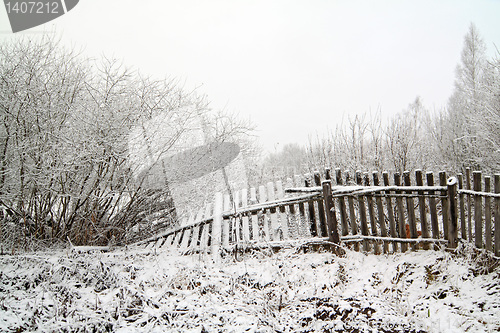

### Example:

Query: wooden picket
xmin=134 ymin=168 xmax=500 ymax=257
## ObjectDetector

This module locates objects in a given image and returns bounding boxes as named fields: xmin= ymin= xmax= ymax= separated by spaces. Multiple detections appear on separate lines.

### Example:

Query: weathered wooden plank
xmin=466 ymin=168 xmax=472 ymax=241
xmin=179 ymin=214 xmax=195 ymax=251
xmin=198 ymin=224 xmax=209 ymax=253
xmin=212 ymin=192 xmax=223 ymax=259
xmin=199 ymin=203 xmax=212 ymax=252
xmin=258 ymin=185 xmax=270 ymax=241
xmin=267 ymin=182 xmax=280 ymax=241
xmin=231 ymin=190 xmax=240 ymax=242
xmin=223 ymin=193 xmax=231 ymax=246
xmin=189 ymin=208 xmax=204 ymax=252
xmin=305 ymin=177 xmax=319 ymax=237
xmin=163 ymin=234 xmax=174 ymax=249
xmin=325 ymin=168 xmax=332 ymax=181
xmin=224 ymin=192 xmax=320 ymax=217
xmin=427 ymin=172 xmax=440 ymax=250
xmin=172 ymin=217 xmax=189 ymax=248
xmin=404 ymin=171 xmax=418 ymax=251
xmin=458 ymin=190 xmax=500 ymax=198
xmin=314 ymin=172 xmax=327 ymax=238
xmin=286 ymin=185 xmax=446 ymax=195
xmin=322 ymin=180 xmax=340 ymax=246
xmin=448 ymin=177 xmax=458 ymax=249
xmin=341 ymin=235 xmax=447 ymax=245
xmin=297 ymin=182 xmax=308 ymax=238
xmin=188 ymin=226 xmax=200 ymax=252
xmin=439 ymin=172 xmax=449 ymax=242
xmin=356 ymin=171 xmax=370 ymax=252
xmin=373 ymin=172 xmax=388 ymax=253
xmin=172 ymin=229 xmax=183 ymax=248
xmin=494 ymin=174 xmax=500 ymax=257
xmin=275 ymin=181 xmax=289 ymax=239
xmin=294 ymin=175 xmax=307 ymax=237
xmin=383 ymin=172 xmax=398 ymax=252
xmin=458 ymin=174 xmax=467 ymax=240
xmin=179 ymin=228 xmax=191 ymax=253
xmin=336 ymin=169 xmax=349 ymax=237
xmin=154 ymin=237 xmax=165 ymax=250
xmin=365 ymin=173 xmax=380 ymax=254
xmin=473 ymin=171 xmax=483 ymax=249
xmin=485 ymin=177 xmax=492 ymax=252
xmin=346 ymin=171 xmax=359 ymax=251
xmin=249 ymin=187 xmax=259 ymax=241
xmin=394 ymin=173 xmax=407 ymax=252
xmin=314 ymin=171 xmax=322 ymax=186
xmin=285 ymin=178 xmax=299 ymax=239
xmin=416 ymin=170 xmax=430 ymax=250
xmin=241 ymin=188 xmax=251 ymax=242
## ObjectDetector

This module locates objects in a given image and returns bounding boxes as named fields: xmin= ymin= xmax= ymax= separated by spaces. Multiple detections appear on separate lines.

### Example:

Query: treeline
xmin=258 ymin=23 xmax=499 ymax=183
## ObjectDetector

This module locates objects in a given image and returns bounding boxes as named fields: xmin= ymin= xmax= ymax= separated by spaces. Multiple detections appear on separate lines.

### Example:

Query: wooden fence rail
xmin=136 ymin=168 xmax=500 ymax=257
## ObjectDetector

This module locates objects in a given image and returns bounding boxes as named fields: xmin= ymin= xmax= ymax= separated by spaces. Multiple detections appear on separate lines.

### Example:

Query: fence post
xmin=305 ymin=177 xmax=319 ymax=237
xmin=427 ymin=172 xmax=440 ymax=249
xmin=357 ymin=171 xmax=370 ymax=252
xmin=466 ymin=168 xmax=472 ymax=241
xmin=473 ymin=171 xmax=483 ymax=249
xmin=212 ymin=192 xmax=223 ymax=261
xmin=336 ymin=168 xmax=349 ymax=237
xmin=457 ymin=174 xmax=466 ymax=240
xmin=365 ymin=172 xmax=380 ymax=254
xmin=267 ymin=182 xmax=280 ymax=241
xmin=494 ymin=174 xmax=500 ymax=257
xmin=325 ymin=168 xmax=332 ymax=180
xmin=249 ymin=187 xmax=260 ymax=241
xmin=346 ymin=171 xmax=359 ymax=252
xmin=394 ymin=173 xmax=407 ymax=252
xmin=439 ymin=172 xmax=449 ymax=241
xmin=447 ymin=177 xmax=458 ymax=249
xmin=322 ymin=180 xmax=340 ymax=246
xmin=485 ymin=177 xmax=492 ymax=251
xmin=314 ymin=172 xmax=327 ymax=236
xmin=222 ymin=194 xmax=231 ymax=248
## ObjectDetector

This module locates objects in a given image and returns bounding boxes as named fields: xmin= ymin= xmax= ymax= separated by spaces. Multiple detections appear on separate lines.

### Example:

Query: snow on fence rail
xmin=136 ymin=168 xmax=500 ymax=257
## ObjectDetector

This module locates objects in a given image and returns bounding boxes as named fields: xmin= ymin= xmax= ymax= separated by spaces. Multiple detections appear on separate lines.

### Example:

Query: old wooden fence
xmin=135 ymin=168 xmax=500 ymax=257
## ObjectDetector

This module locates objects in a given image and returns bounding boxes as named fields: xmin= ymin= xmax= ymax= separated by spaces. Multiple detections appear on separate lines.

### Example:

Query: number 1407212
xmin=5 ymin=1 xmax=61 ymax=14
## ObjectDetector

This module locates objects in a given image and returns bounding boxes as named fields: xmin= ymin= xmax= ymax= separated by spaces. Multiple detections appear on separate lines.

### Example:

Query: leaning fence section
xmin=136 ymin=168 xmax=500 ymax=257
xmin=136 ymin=174 xmax=327 ymax=254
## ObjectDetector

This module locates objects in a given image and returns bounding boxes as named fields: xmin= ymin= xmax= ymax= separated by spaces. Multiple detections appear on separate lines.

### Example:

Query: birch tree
xmin=445 ymin=23 xmax=490 ymax=171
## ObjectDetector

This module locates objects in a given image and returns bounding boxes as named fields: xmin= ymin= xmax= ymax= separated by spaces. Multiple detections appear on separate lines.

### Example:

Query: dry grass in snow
xmin=0 ymin=243 xmax=499 ymax=332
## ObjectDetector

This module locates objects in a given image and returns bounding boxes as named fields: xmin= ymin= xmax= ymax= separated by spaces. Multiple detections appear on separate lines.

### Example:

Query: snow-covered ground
xmin=1 ymin=243 xmax=499 ymax=332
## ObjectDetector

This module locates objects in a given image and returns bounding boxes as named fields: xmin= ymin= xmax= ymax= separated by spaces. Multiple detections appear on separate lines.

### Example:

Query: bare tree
xmin=0 ymin=35 xmax=256 ymax=248
xmin=385 ymin=97 xmax=429 ymax=173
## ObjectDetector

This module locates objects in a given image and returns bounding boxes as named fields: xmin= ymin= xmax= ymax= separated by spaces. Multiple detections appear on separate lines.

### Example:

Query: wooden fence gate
xmin=135 ymin=168 xmax=500 ymax=257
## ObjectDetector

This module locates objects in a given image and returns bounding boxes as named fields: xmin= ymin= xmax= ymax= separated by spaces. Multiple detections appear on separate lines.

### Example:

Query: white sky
xmin=1 ymin=0 xmax=500 ymax=153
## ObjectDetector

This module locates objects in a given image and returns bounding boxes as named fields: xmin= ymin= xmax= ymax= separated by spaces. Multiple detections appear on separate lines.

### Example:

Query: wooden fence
xmin=135 ymin=168 xmax=500 ymax=257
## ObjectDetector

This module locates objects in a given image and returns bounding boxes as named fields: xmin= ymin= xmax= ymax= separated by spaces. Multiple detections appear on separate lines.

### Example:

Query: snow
xmin=0 ymin=243 xmax=499 ymax=332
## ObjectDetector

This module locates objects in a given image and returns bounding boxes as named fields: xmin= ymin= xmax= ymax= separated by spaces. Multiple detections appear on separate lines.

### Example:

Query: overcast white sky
xmin=1 ymin=0 xmax=500 ymax=153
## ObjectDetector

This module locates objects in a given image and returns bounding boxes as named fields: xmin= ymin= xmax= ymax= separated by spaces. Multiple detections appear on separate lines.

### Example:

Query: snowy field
xmin=1 ymin=243 xmax=499 ymax=332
